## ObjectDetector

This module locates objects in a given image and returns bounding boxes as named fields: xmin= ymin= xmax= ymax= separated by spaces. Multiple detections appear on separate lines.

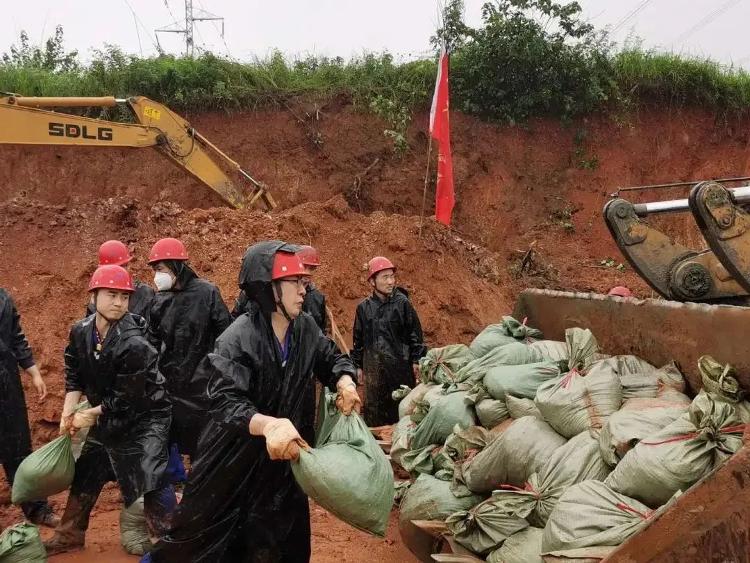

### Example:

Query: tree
xmin=2 ymin=25 xmax=79 ymax=71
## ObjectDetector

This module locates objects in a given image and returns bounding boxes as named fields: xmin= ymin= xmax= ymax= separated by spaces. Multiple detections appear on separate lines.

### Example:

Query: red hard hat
xmin=297 ymin=245 xmax=321 ymax=267
xmin=368 ymin=256 xmax=396 ymax=279
xmin=88 ymin=265 xmax=134 ymax=293
xmin=608 ymin=286 xmax=633 ymax=298
xmin=271 ymin=251 xmax=307 ymax=280
xmin=98 ymin=240 xmax=133 ymax=267
xmin=148 ymin=238 xmax=188 ymax=264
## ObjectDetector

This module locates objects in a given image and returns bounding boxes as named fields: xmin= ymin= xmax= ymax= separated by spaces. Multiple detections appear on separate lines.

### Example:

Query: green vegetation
xmin=4 ymin=1 xmax=750 ymax=125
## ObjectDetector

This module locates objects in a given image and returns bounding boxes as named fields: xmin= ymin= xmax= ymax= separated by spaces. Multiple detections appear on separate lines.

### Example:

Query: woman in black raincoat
xmin=147 ymin=237 xmax=232 ymax=458
xmin=352 ymin=256 xmax=427 ymax=426
xmin=147 ymin=240 xmax=360 ymax=563
xmin=45 ymin=265 xmax=175 ymax=555
xmin=0 ymin=288 xmax=57 ymax=527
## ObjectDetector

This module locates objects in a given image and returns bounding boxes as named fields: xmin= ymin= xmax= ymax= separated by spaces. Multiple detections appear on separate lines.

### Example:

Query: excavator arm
xmin=0 ymin=94 xmax=275 ymax=210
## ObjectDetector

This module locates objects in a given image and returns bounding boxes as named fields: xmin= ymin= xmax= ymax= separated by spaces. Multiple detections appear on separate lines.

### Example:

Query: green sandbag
xmin=419 ymin=345 xmax=474 ymax=386
xmin=465 ymin=383 xmax=510 ymax=429
xmin=446 ymin=490 xmax=534 ymax=555
xmin=535 ymin=361 xmax=623 ymax=439
xmin=484 ymin=361 xmax=561 ymax=400
xmin=461 ymin=416 xmax=566 ymax=492
xmin=565 ymin=328 xmax=599 ymax=372
xmin=455 ymin=342 xmax=543 ymax=386
xmin=399 ymin=474 xmax=485 ymax=562
xmin=469 ymin=317 xmax=543 ymax=358
xmin=410 ymin=391 xmax=477 ymax=451
xmin=699 ymin=355 xmax=746 ymax=402
xmin=391 ymin=416 xmax=417 ymax=469
xmin=528 ymin=340 xmax=568 ymax=363
xmin=604 ymin=390 xmax=744 ymax=508
xmin=487 ymin=526 xmax=544 ymax=563
xmin=0 ymin=523 xmax=46 ymax=563
xmin=400 ymin=444 xmax=442 ymax=477
xmin=396 ymin=383 xmax=428 ymax=419
xmin=542 ymin=481 xmax=652 ymax=552
xmin=12 ymin=435 xmax=75 ymax=504
xmin=599 ymin=400 xmax=687 ymax=466
xmin=120 ymin=496 xmax=151 ymax=555
xmin=527 ymin=431 xmax=611 ymax=526
xmin=506 ymin=394 xmax=543 ymax=419
xmin=292 ymin=393 xmax=394 ymax=536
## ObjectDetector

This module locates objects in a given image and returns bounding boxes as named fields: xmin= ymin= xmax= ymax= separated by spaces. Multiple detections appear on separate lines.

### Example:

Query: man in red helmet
xmin=148 ymin=240 xmax=359 ymax=562
xmin=297 ymin=245 xmax=327 ymax=334
xmin=352 ymin=256 xmax=426 ymax=426
xmin=85 ymin=240 xmax=155 ymax=321
xmin=45 ymin=265 xmax=175 ymax=555
xmin=0 ymin=288 xmax=57 ymax=529
xmin=147 ymin=237 xmax=232 ymax=458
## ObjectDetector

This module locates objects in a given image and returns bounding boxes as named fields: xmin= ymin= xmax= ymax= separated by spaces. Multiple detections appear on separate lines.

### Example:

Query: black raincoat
xmin=352 ymin=288 xmax=427 ymax=426
xmin=150 ymin=295 xmax=355 ymax=562
xmin=85 ymin=280 xmax=155 ymax=321
xmin=302 ymin=284 xmax=327 ymax=334
xmin=64 ymin=312 xmax=171 ymax=505
xmin=0 ymin=289 xmax=35 ymax=465
xmin=148 ymin=264 xmax=232 ymax=456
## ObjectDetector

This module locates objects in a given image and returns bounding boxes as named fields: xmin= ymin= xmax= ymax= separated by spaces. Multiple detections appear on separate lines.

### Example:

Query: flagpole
xmin=418 ymin=134 xmax=433 ymax=239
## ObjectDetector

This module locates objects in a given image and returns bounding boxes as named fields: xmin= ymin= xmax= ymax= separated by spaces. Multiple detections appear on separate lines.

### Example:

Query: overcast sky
xmin=2 ymin=1 xmax=749 ymax=68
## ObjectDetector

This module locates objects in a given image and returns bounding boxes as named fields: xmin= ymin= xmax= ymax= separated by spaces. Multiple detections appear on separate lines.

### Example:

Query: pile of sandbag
xmin=391 ymin=318 xmax=748 ymax=563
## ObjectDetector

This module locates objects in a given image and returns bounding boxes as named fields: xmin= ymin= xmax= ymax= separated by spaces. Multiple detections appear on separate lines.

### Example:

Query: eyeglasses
xmin=280 ymin=277 xmax=306 ymax=289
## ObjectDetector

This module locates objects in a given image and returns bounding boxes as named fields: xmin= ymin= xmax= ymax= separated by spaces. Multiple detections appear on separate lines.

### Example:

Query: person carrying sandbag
xmin=44 ymin=265 xmax=176 ymax=555
xmin=0 ymin=288 xmax=57 ymax=529
xmin=147 ymin=240 xmax=360 ymax=563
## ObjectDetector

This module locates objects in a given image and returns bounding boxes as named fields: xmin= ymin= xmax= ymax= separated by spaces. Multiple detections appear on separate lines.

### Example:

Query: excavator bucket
xmin=512 ymin=288 xmax=750 ymax=562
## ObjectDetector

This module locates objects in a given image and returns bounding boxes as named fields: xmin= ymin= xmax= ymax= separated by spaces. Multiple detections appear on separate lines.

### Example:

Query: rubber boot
xmin=42 ymin=493 xmax=92 ymax=555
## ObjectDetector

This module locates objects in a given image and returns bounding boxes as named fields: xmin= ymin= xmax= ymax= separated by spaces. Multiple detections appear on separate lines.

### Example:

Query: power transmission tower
xmin=156 ymin=0 xmax=225 ymax=57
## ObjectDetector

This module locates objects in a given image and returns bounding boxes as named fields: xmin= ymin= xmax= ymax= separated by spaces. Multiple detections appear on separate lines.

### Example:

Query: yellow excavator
xmin=0 ymin=93 xmax=276 ymax=210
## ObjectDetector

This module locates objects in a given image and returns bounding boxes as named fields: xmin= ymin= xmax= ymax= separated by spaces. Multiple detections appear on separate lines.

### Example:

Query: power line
xmin=122 ymin=0 xmax=160 ymax=52
xmin=611 ymin=0 xmax=655 ymax=34
xmin=197 ymin=0 xmax=233 ymax=58
xmin=672 ymin=0 xmax=743 ymax=46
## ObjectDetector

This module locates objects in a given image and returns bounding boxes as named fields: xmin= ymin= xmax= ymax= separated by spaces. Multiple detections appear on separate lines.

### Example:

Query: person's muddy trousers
xmin=51 ymin=437 xmax=176 ymax=546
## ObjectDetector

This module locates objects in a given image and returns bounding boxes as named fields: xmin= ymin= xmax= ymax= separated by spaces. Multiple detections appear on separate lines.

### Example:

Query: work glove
xmin=336 ymin=380 xmax=362 ymax=416
xmin=262 ymin=418 xmax=307 ymax=461
xmin=59 ymin=414 xmax=73 ymax=436
xmin=69 ymin=411 xmax=98 ymax=435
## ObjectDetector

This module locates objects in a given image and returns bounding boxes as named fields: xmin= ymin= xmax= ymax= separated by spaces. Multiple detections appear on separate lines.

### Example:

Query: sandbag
xmin=446 ymin=490 xmax=534 ymax=555
xmin=12 ymin=434 xmax=75 ymax=504
xmin=461 ymin=417 xmax=566 ymax=492
xmin=410 ymin=385 xmax=448 ymax=424
xmin=506 ymin=394 xmax=543 ymax=419
xmin=400 ymin=444 xmax=442 ymax=478
xmin=410 ymin=391 xmax=477 ymax=450
xmin=535 ymin=362 xmax=623 ymax=439
xmin=565 ymin=328 xmax=599 ymax=372
xmin=396 ymin=383 xmax=432 ymax=419
xmin=292 ymin=393 xmax=394 ymax=536
xmin=542 ymin=481 xmax=652 ymax=552
xmin=469 ymin=316 xmax=542 ymax=358
xmin=485 ymin=361 xmax=561 ymax=400
xmin=476 ymin=398 xmax=510 ymax=429
xmin=120 ymin=496 xmax=151 ymax=555
xmin=455 ymin=343 xmax=543 ymax=386
xmin=391 ymin=416 xmax=416 ymax=468
xmin=399 ymin=474 xmax=485 ymax=562
xmin=418 ymin=345 xmax=474 ymax=386
xmin=528 ymin=340 xmax=568 ymax=363
xmin=599 ymin=401 xmax=688 ymax=466
xmin=698 ymin=355 xmax=745 ymax=402
xmin=0 ymin=523 xmax=45 ymax=563
xmin=529 ymin=431 xmax=611 ymax=525
xmin=487 ymin=527 xmax=544 ymax=563
xmin=604 ymin=391 xmax=744 ymax=508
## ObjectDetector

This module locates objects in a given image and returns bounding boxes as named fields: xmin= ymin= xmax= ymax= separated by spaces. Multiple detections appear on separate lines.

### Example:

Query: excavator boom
xmin=0 ymin=94 xmax=275 ymax=210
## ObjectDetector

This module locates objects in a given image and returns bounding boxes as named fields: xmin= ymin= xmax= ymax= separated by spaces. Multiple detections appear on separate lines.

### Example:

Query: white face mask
xmin=154 ymin=271 xmax=174 ymax=291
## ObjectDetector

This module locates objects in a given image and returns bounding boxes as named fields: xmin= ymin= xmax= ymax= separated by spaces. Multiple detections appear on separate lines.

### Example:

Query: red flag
xmin=429 ymin=47 xmax=455 ymax=226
